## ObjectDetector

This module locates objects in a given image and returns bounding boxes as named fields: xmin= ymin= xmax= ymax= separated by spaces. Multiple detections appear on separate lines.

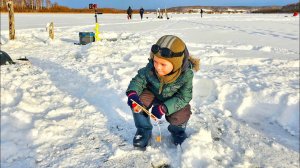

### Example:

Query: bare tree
xmin=46 ymin=0 xmax=50 ymax=8
xmin=25 ymin=0 xmax=30 ymax=7
xmin=30 ymin=0 xmax=33 ymax=9
xmin=21 ymin=0 xmax=25 ymax=9
xmin=27 ymin=0 xmax=36 ymax=10
xmin=0 ymin=0 xmax=4 ymax=7
xmin=36 ymin=0 xmax=40 ymax=10
xmin=13 ymin=0 xmax=21 ymax=6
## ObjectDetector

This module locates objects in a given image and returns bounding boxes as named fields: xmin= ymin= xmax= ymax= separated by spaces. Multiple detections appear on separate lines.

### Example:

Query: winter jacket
xmin=139 ymin=8 xmax=144 ymax=14
xmin=127 ymin=7 xmax=133 ymax=15
xmin=126 ymin=59 xmax=194 ymax=115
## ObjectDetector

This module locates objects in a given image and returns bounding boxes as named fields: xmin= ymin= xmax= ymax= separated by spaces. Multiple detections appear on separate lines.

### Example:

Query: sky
xmin=52 ymin=0 xmax=299 ymax=10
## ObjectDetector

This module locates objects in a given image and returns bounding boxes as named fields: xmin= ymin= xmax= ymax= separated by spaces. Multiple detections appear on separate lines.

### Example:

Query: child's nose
xmin=156 ymin=65 xmax=162 ymax=71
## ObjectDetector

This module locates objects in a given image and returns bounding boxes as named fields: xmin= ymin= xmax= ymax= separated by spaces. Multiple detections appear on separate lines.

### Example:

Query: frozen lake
xmin=1 ymin=13 xmax=299 ymax=168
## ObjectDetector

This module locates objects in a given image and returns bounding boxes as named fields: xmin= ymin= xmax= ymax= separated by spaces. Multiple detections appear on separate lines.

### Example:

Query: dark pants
xmin=132 ymin=90 xmax=191 ymax=132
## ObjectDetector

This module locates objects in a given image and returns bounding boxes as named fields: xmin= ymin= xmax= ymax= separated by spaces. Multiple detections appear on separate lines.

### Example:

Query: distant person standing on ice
xmin=139 ymin=7 xmax=144 ymax=20
xmin=126 ymin=35 xmax=199 ymax=149
xmin=200 ymin=9 xmax=204 ymax=18
xmin=127 ymin=6 xmax=133 ymax=20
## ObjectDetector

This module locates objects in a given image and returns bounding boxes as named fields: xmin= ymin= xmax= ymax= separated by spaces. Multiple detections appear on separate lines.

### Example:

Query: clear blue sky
xmin=52 ymin=0 xmax=298 ymax=10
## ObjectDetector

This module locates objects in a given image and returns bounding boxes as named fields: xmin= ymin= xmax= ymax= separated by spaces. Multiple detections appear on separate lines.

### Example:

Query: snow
xmin=1 ymin=13 xmax=299 ymax=167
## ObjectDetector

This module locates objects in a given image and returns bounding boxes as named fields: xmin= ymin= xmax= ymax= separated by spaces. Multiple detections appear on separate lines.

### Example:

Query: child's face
xmin=153 ymin=56 xmax=173 ymax=76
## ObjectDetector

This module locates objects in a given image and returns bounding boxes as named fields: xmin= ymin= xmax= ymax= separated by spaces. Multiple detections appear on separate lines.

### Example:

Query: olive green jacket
xmin=126 ymin=59 xmax=193 ymax=115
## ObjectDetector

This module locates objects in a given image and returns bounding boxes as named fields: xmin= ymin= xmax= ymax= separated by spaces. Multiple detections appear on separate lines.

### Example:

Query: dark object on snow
xmin=79 ymin=32 xmax=95 ymax=45
xmin=0 ymin=50 xmax=15 ymax=65
xmin=16 ymin=57 xmax=29 ymax=61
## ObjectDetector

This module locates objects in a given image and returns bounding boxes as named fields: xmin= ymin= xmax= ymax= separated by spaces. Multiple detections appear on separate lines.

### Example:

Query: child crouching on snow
xmin=126 ymin=35 xmax=199 ymax=148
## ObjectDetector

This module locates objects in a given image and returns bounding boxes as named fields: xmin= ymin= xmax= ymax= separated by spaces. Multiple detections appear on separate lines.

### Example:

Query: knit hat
xmin=153 ymin=35 xmax=186 ymax=72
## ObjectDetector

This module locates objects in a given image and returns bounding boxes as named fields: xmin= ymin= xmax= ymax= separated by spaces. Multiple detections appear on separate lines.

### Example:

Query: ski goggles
xmin=151 ymin=44 xmax=184 ymax=58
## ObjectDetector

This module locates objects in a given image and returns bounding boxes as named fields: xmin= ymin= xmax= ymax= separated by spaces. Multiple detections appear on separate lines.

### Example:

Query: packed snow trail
xmin=1 ymin=14 xmax=299 ymax=167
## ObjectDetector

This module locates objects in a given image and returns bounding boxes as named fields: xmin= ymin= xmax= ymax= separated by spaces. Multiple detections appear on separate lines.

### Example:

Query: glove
xmin=151 ymin=104 xmax=167 ymax=119
xmin=127 ymin=91 xmax=143 ymax=108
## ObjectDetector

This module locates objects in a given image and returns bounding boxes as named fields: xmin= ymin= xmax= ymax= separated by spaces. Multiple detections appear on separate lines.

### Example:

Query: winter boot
xmin=168 ymin=123 xmax=187 ymax=145
xmin=133 ymin=129 xmax=152 ymax=148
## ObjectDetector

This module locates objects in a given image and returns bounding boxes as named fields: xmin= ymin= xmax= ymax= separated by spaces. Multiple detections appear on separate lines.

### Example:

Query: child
xmin=126 ymin=35 xmax=199 ymax=148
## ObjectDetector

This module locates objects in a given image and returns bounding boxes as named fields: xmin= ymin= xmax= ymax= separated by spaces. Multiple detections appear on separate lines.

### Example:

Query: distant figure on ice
xmin=126 ymin=35 xmax=199 ymax=149
xmin=157 ymin=8 xmax=163 ymax=19
xmin=127 ymin=6 xmax=133 ymax=20
xmin=139 ymin=7 xmax=144 ymax=20
xmin=200 ymin=9 xmax=204 ymax=18
xmin=165 ymin=8 xmax=170 ymax=20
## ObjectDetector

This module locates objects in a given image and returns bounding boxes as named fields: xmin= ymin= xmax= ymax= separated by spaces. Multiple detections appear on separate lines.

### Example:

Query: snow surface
xmin=1 ymin=13 xmax=299 ymax=168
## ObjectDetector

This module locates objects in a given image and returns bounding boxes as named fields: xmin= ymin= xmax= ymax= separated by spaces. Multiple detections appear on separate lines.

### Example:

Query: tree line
xmin=0 ymin=0 xmax=129 ymax=13
xmin=1 ymin=0 xmax=52 ymax=10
